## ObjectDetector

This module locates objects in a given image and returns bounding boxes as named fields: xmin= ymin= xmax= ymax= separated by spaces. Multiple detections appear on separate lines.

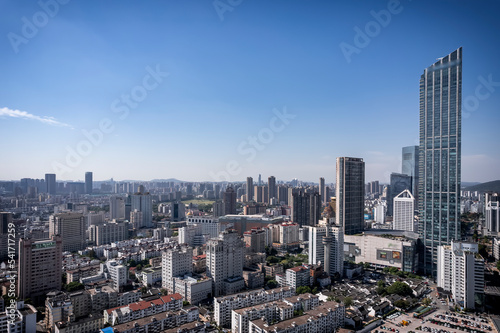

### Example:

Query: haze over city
xmin=1 ymin=0 xmax=500 ymax=183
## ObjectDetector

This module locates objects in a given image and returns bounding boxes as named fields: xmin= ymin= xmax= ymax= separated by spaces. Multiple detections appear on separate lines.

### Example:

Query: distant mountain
xmin=150 ymin=178 xmax=184 ymax=183
xmin=463 ymin=180 xmax=500 ymax=193
xmin=461 ymin=182 xmax=481 ymax=188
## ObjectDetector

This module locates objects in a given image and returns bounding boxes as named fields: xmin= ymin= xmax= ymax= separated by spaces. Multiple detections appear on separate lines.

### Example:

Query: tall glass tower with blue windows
xmin=419 ymin=47 xmax=462 ymax=277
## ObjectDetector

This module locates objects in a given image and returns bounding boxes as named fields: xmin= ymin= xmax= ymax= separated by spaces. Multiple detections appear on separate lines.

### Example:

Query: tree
xmin=296 ymin=286 xmax=312 ymax=295
xmin=266 ymin=279 xmax=278 ymax=289
xmin=344 ymin=297 xmax=353 ymax=307
xmin=65 ymin=282 xmax=84 ymax=292
xmin=386 ymin=281 xmax=413 ymax=296
xmin=266 ymin=256 xmax=280 ymax=264
xmin=183 ymin=301 xmax=190 ymax=306
xmin=422 ymin=297 xmax=432 ymax=306
xmin=394 ymin=299 xmax=410 ymax=309
xmin=496 ymin=261 xmax=500 ymax=271
xmin=311 ymin=287 xmax=318 ymax=294
xmin=478 ymin=244 xmax=488 ymax=258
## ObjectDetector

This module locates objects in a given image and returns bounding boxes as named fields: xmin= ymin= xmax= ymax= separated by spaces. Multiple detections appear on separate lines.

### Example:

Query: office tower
xmin=319 ymin=177 xmax=325 ymax=205
xmin=45 ymin=173 xmax=56 ymax=195
xmin=402 ymin=145 xmax=419 ymax=203
xmin=387 ymin=173 xmax=412 ymax=216
xmin=393 ymin=189 xmax=415 ymax=231
xmin=213 ymin=201 xmax=224 ymax=217
xmin=85 ymin=171 xmax=93 ymax=194
xmin=0 ymin=212 xmax=13 ymax=261
xmin=207 ymin=229 xmax=245 ymax=297
xmin=246 ymin=177 xmax=253 ymax=202
xmin=277 ymin=185 xmax=288 ymax=205
xmin=130 ymin=192 xmax=152 ymax=227
xmin=258 ymin=174 xmax=262 ymax=186
xmin=437 ymin=241 xmax=484 ymax=310
xmin=307 ymin=220 xmax=344 ymax=278
xmin=170 ymin=201 xmax=186 ymax=222
xmin=369 ymin=181 xmax=380 ymax=195
xmin=291 ymin=191 xmax=321 ymax=227
xmin=485 ymin=192 xmax=499 ymax=235
xmin=268 ymin=176 xmax=276 ymax=204
xmin=336 ymin=157 xmax=365 ymax=235
xmin=254 ymin=185 xmax=263 ymax=203
xmin=89 ymin=221 xmax=129 ymax=246
xmin=110 ymin=196 xmax=126 ymax=220
xmin=162 ymin=245 xmax=192 ymax=293
xmin=419 ymin=47 xmax=462 ymax=276
xmin=49 ymin=213 xmax=86 ymax=252
xmin=223 ymin=187 xmax=237 ymax=215
xmin=18 ymin=235 xmax=63 ymax=300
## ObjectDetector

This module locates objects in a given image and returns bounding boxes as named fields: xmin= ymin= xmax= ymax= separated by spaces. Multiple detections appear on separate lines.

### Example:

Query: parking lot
xmin=372 ymin=310 xmax=496 ymax=333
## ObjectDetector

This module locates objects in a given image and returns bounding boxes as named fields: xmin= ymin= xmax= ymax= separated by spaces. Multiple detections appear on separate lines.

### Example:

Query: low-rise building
xmin=141 ymin=267 xmax=162 ymax=286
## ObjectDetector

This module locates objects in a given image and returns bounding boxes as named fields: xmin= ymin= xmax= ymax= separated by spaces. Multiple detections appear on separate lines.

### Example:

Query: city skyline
xmin=1 ymin=1 xmax=500 ymax=183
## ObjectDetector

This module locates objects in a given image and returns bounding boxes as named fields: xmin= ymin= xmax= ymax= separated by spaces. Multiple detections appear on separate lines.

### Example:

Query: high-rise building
xmin=485 ymin=192 xmax=499 ymax=235
xmin=85 ymin=172 xmax=93 ymax=194
xmin=307 ymin=219 xmax=344 ymax=278
xmin=393 ymin=189 xmax=415 ymax=232
xmin=49 ymin=213 xmax=86 ymax=252
xmin=0 ymin=212 xmax=13 ymax=261
xmin=18 ymin=235 xmax=63 ymax=300
xmin=402 ymin=146 xmax=419 ymax=204
xmin=207 ymin=229 xmax=245 ymax=297
xmin=319 ymin=177 xmax=325 ymax=205
xmin=258 ymin=174 xmax=262 ymax=186
xmin=170 ymin=201 xmax=186 ymax=222
xmin=109 ymin=196 xmax=126 ymax=220
xmin=45 ymin=173 xmax=56 ymax=195
xmin=268 ymin=176 xmax=276 ymax=204
xmin=89 ymin=221 xmax=129 ymax=246
xmin=419 ymin=47 xmax=462 ymax=276
xmin=246 ymin=177 xmax=253 ymax=202
xmin=162 ymin=245 xmax=192 ymax=293
xmin=254 ymin=185 xmax=263 ymax=203
xmin=336 ymin=157 xmax=365 ymax=235
xmin=223 ymin=187 xmax=237 ymax=215
xmin=130 ymin=192 xmax=152 ymax=227
xmin=291 ymin=191 xmax=321 ymax=227
xmin=387 ymin=173 xmax=412 ymax=216
xmin=437 ymin=241 xmax=484 ymax=309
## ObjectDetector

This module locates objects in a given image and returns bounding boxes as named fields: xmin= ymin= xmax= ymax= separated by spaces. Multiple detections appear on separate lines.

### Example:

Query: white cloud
xmin=0 ymin=107 xmax=73 ymax=129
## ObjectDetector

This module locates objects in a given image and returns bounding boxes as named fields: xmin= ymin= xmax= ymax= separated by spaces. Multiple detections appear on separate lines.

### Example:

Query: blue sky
xmin=1 ymin=0 xmax=499 ymax=183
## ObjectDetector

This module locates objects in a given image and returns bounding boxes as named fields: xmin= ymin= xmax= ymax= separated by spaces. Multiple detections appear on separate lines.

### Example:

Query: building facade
xmin=336 ymin=157 xmax=365 ymax=235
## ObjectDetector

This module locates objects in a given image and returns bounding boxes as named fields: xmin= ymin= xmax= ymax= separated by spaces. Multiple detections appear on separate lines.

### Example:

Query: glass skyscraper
xmin=418 ymin=47 xmax=462 ymax=277
xmin=336 ymin=157 xmax=365 ymax=235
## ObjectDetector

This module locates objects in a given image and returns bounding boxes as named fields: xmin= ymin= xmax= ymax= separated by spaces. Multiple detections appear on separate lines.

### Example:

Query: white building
xmin=485 ymin=192 xmax=499 ymax=236
xmin=307 ymin=219 xmax=343 ymax=278
xmin=89 ymin=221 xmax=129 ymax=246
xmin=186 ymin=215 xmax=222 ymax=239
xmin=179 ymin=224 xmax=206 ymax=247
xmin=162 ymin=245 xmax=193 ymax=293
xmin=374 ymin=202 xmax=386 ymax=224
xmin=109 ymin=196 xmax=126 ymax=220
xmin=141 ymin=267 xmax=162 ymax=286
xmin=207 ymin=229 xmax=245 ymax=297
xmin=437 ymin=241 xmax=484 ymax=310
xmin=393 ymin=189 xmax=415 ymax=231
xmin=276 ymin=265 xmax=312 ymax=289
xmin=214 ymin=287 xmax=295 ymax=328
xmin=344 ymin=232 xmax=417 ymax=272
xmin=493 ymin=237 xmax=500 ymax=261
xmin=247 ymin=301 xmax=344 ymax=333
xmin=0 ymin=301 xmax=37 ymax=333
xmin=103 ymin=260 xmax=128 ymax=290
xmin=172 ymin=275 xmax=213 ymax=305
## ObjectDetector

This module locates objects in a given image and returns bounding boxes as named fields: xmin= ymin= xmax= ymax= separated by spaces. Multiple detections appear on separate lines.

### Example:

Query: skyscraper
xmin=49 ymin=213 xmax=86 ymax=252
xmin=319 ymin=177 xmax=325 ymax=205
xmin=268 ymin=176 xmax=276 ymax=204
xmin=223 ymin=187 xmax=237 ymax=215
xmin=336 ymin=157 xmax=365 ymax=235
xmin=207 ymin=229 xmax=245 ymax=296
xmin=18 ymin=235 xmax=62 ymax=301
xmin=246 ymin=177 xmax=253 ymax=202
xmin=109 ymin=196 xmax=126 ymax=220
xmin=419 ymin=47 xmax=462 ymax=277
xmin=130 ymin=191 xmax=153 ymax=227
xmin=45 ymin=173 xmax=56 ymax=195
xmin=402 ymin=146 xmax=419 ymax=204
xmin=85 ymin=171 xmax=93 ymax=194
xmin=291 ymin=191 xmax=321 ymax=227
xmin=387 ymin=173 xmax=412 ymax=216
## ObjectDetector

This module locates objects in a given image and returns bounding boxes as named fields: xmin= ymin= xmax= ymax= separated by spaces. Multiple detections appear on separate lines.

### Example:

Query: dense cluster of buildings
xmin=0 ymin=47 xmax=498 ymax=332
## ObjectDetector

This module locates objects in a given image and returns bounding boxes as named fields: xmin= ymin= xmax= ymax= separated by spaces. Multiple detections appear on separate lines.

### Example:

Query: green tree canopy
xmin=386 ymin=281 xmax=413 ymax=296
